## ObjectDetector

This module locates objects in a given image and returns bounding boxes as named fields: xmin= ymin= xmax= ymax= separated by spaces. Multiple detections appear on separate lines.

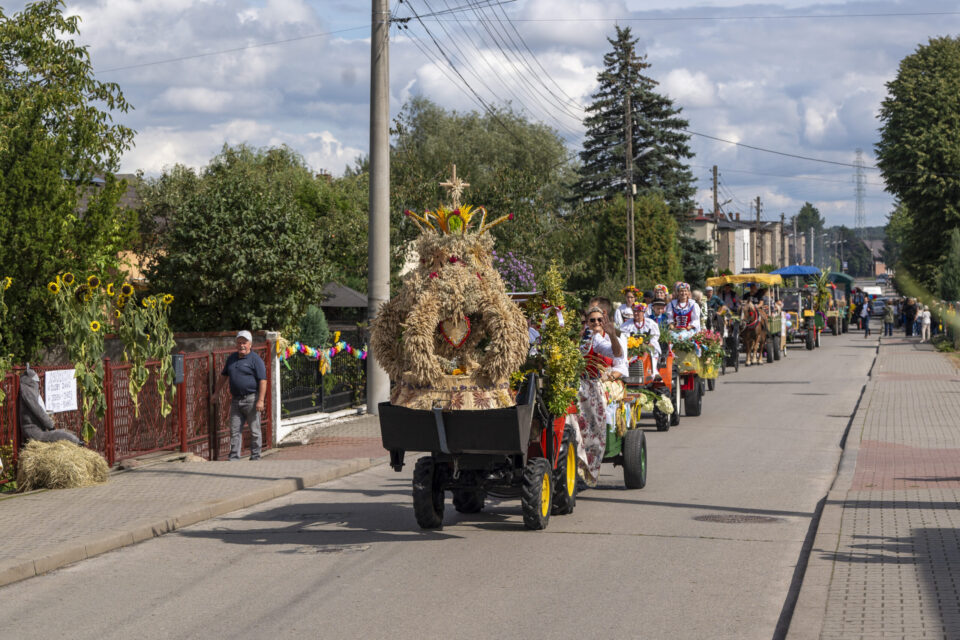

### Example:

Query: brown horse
xmin=740 ymin=301 xmax=768 ymax=366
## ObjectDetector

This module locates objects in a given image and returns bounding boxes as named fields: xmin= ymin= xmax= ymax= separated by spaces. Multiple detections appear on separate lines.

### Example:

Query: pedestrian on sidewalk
xmin=217 ymin=331 xmax=267 ymax=460
xmin=903 ymin=298 xmax=917 ymax=336
xmin=861 ymin=299 xmax=872 ymax=337
xmin=920 ymin=305 xmax=932 ymax=343
xmin=883 ymin=303 xmax=895 ymax=337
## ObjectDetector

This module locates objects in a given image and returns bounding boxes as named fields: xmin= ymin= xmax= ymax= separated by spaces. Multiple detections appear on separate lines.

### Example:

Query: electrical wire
xmin=423 ymin=10 xmax=960 ymax=24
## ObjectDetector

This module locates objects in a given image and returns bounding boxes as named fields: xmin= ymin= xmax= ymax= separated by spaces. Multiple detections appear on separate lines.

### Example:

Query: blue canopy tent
xmin=770 ymin=265 xmax=822 ymax=277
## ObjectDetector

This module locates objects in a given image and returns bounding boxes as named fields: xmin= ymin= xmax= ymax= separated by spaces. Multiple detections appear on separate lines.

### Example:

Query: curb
xmin=784 ymin=340 xmax=878 ymax=639
xmin=0 ymin=457 xmax=384 ymax=589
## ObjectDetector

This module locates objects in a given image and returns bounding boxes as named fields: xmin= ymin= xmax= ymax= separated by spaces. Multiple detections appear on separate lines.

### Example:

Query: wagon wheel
xmin=412 ymin=456 xmax=444 ymax=529
xmin=683 ymin=377 xmax=703 ymax=417
xmin=707 ymin=377 xmax=716 ymax=391
xmin=670 ymin=371 xmax=681 ymax=426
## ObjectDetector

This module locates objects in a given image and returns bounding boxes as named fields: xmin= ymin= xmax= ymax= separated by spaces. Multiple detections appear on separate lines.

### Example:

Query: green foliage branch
xmin=0 ymin=277 xmax=12 ymax=406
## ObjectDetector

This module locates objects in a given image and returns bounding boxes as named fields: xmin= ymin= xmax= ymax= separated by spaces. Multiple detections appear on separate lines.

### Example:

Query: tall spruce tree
xmin=575 ymin=26 xmax=696 ymax=220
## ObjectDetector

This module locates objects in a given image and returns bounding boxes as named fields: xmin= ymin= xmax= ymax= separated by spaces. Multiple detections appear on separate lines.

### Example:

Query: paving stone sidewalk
xmin=0 ymin=414 xmax=385 ymax=588
xmin=789 ymin=337 xmax=960 ymax=639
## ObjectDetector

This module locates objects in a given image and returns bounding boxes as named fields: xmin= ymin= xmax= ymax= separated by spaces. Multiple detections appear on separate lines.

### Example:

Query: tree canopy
xmin=574 ymin=26 xmax=696 ymax=220
xmin=0 ymin=0 xmax=136 ymax=359
xmin=876 ymin=36 xmax=960 ymax=292
xmin=141 ymin=145 xmax=330 ymax=333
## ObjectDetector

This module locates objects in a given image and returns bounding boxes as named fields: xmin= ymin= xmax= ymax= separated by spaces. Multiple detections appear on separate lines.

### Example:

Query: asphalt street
xmin=0 ymin=332 xmax=877 ymax=640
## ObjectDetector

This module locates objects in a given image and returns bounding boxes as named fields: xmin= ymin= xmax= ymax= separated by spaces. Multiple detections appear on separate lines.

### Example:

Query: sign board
xmin=842 ymin=261 xmax=848 ymax=270
xmin=44 ymin=369 xmax=78 ymax=413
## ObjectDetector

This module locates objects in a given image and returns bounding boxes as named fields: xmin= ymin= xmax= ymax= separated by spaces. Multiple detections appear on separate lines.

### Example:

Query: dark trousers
xmin=863 ymin=316 xmax=870 ymax=337
xmin=884 ymin=322 xmax=893 ymax=336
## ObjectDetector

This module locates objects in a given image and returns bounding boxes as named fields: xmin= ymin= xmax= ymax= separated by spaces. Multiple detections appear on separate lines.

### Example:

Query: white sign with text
xmin=44 ymin=369 xmax=78 ymax=413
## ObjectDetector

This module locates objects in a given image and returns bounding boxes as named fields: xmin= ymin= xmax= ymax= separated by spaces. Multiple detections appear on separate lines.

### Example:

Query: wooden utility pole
xmin=754 ymin=196 xmax=762 ymax=269
xmin=366 ymin=0 xmax=390 ymax=414
xmin=624 ymin=75 xmax=635 ymax=286
xmin=780 ymin=213 xmax=786 ymax=267
xmin=712 ymin=165 xmax=719 ymax=265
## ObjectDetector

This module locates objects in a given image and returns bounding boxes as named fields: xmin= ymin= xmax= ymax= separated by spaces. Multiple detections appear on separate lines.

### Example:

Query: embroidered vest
xmin=671 ymin=300 xmax=694 ymax=329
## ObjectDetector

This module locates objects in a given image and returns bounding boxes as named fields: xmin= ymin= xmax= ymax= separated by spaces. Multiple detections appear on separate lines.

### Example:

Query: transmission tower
xmin=854 ymin=148 xmax=866 ymax=237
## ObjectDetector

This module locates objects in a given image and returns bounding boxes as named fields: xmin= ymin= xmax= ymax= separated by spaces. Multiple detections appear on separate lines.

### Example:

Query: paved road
xmin=0 ymin=333 xmax=877 ymax=640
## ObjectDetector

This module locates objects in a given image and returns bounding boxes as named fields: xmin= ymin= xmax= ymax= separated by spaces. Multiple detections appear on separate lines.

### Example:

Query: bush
xmin=298 ymin=305 xmax=329 ymax=346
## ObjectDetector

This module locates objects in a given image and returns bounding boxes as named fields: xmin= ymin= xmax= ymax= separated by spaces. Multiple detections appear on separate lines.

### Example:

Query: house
xmin=687 ymin=208 xmax=802 ymax=274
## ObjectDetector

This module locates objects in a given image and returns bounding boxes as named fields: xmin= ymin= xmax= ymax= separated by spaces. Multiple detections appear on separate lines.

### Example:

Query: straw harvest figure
xmin=371 ymin=167 xmax=528 ymax=410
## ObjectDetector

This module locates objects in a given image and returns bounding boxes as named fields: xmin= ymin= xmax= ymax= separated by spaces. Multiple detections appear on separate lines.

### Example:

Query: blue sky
xmin=9 ymin=0 xmax=960 ymax=227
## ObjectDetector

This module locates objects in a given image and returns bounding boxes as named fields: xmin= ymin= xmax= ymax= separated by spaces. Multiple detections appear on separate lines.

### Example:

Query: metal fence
xmin=0 ymin=344 xmax=273 ymax=482
xmin=280 ymin=350 xmax=366 ymax=417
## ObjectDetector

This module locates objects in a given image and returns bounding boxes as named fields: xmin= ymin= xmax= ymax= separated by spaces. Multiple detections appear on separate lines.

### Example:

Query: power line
xmin=422 ymin=10 xmax=960 ymax=24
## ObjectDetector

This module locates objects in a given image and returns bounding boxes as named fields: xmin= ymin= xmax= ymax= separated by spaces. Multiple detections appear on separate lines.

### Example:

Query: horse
xmin=740 ymin=300 xmax=768 ymax=366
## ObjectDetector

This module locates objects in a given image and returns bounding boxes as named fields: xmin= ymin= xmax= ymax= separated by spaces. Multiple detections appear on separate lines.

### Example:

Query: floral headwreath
xmin=632 ymin=302 xmax=648 ymax=315
xmin=674 ymin=281 xmax=691 ymax=293
xmin=622 ymin=285 xmax=641 ymax=296
xmin=653 ymin=284 xmax=669 ymax=295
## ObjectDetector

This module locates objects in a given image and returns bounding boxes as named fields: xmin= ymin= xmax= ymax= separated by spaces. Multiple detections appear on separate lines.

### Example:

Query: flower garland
xmin=670 ymin=330 xmax=726 ymax=366
xmin=278 ymin=331 xmax=368 ymax=375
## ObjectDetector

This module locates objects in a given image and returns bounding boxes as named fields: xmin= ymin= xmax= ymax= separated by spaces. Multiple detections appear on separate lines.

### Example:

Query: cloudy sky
xmin=12 ymin=0 xmax=960 ymax=227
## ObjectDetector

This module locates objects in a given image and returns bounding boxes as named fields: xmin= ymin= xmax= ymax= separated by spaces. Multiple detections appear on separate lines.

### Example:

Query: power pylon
xmin=854 ymin=148 xmax=866 ymax=237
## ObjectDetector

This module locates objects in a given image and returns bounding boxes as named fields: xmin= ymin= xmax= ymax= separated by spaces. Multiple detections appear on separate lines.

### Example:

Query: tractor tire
xmin=707 ymin=377 xmax=716 ymax=391
xmin=653 ymin=394 xmax=671 ymax=431
xmin=805 ymin=330 xmax=815 ymax=350
xmin=842 ymin=317 xmax=849 ymax=333
xmin=412 ymin=456 xmax=444 ymax=529
xmin=623 ymin=429 xmax=648 ymax=489
xmin=773 ymin=338 xmax=781 ymax=361
xmin=670 ymin=371 xmax=681 ymax=426
xmin=684 ymin=378 xmax=703 ymax=417
xmin=766 ymin=339 xmax=775 ymax=363
xmin=521 ymin=458 xmax=553 ymax=530
xmin=552 ymin=442 xmax=577 ymax=515
xmin=452 ymin=490 xmax=485 ymax=514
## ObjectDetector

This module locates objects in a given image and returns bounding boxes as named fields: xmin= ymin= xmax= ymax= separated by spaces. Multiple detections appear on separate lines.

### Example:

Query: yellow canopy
xmin=705 ymin=273 xmax=784 ymax=287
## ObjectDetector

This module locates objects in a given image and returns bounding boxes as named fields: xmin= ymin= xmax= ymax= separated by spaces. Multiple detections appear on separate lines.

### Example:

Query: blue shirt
xmin=222 ymin=351 xmax=266 ymax=397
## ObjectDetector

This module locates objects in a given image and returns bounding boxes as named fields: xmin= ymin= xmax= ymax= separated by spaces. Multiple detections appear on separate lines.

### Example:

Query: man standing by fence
xmin=218 ymin=331 xmax=267 ymax=460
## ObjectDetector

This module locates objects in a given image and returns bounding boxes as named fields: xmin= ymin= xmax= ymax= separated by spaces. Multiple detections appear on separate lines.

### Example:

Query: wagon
xmin=623 ymin=350 xmax=679 ymax=432
xmin=379 ymin=374 xmax=577 ymax=531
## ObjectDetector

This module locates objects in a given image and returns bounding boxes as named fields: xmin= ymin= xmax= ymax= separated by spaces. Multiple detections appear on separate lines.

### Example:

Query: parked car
xmin=871 ymin=298 xmax=886 ymax=317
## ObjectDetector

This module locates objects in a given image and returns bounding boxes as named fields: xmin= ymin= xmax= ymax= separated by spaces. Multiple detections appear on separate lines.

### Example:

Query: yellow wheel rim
xmin=540 ymin=473 xmax=550 ymax=518
xmin=566 ymin=445 xmax=576 ymax=497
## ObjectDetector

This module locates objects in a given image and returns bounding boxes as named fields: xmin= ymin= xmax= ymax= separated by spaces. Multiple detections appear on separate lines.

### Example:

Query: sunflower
xmin=116 ymin=296 xmax=127 ymax=309
xmin=87 ymin=275 xmax=100 ymax=289
xmin=114 ymin=309 xmax=122 ymax=319
xmin=74 ymin=285 xmax=88 ymax=303
xmin=89 ymin=320 xmax=101 ymax=332
xmin=162 ymin=294 xmax=174 ymax=305
xmin=3 ymin=277 xmax=11 ymax=290
xmin=142 ymin=297 xmax=151 ymax=308
xmin=47 ymin=281 xmax=60 ymax=294
xmin=106 ymin=283 xmax=115 ymax=297
xmin=62 ymin=272 xmax=75 ymax=286
xmin=148 ymin=296 xmax=157 ymax=308
xmin=120 ymin=283 xmax=134 ymax=297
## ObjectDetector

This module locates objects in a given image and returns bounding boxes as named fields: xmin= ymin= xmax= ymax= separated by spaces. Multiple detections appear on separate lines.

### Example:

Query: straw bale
xmin=16 ymin=441 xmax=109 ymax=491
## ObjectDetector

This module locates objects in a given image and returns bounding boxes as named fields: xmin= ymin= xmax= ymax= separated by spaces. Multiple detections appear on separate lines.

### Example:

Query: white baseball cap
xmin=236 ymin=330 xmax=253 ymax=342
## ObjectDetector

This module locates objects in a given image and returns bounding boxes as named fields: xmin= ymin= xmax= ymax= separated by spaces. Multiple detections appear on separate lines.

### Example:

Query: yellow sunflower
xmin=62 ymin=272 xmax=75 ymax=286
xmin=89 ymin=320 xmax=101 ymax=332
xmin=3 ymin=277 xmax=11 ymax=290
xmin=106 ymin=283 xmax=115 ymax=297
xmin=47 ymin=281 xmax=60 ymax=294
xmin=142 ymin=297 xmax=151 ymax=308
xmin=87 ymin=275 xmax=100 ymax=289
xmin=120 ymin=283 xmax=134 ymax=297
xmin=114 ymin=309 xmax=122 ymax=319
xmin=162 ymin=294 xmax=174 ymax=305
xmin=148 ymin=296 xmax=157 ymax=308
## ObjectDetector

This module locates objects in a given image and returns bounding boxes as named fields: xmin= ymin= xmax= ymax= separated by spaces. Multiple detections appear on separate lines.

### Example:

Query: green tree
xmin=390 ymin=97 xmax=574 ymax=279
xmin=828 ymin=226 xmax=873 ymax=277
xmin=882 ymin=202 xmax=912 ymax=269
xmin=939 ymin=229 xmax=960 ymax=302
xmin=141 ymin=145 xmax=329 ymax=333
xmin=876 ymin=36 xmax=960 ymax=290
xmin=794 ymin=202 xmax=825 ymax=263
xmin=575 ymin=26 xmax=696 ymax=219
xmin=0 ymin=1 xmax=136 ymax=359
xmin=297 ymin=305 xmax=330 ymax=346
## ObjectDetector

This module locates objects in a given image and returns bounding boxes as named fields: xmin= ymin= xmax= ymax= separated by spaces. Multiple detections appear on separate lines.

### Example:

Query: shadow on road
xmin=577 ymin=493 xmax=814 ymax=518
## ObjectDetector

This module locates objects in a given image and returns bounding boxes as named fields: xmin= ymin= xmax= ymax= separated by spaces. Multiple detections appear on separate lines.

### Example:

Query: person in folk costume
xmin=615 ymin=285 xmax=641 ymax=331
xmin=629 ymin=301 xmax=662 ymax=362
xmin=576 ymin=305 xmax=628 ymax=487
xmin=666 ymin=281 xmax=701 ymax=341
xmin=646 ymin=283 xmax=671 ymax=327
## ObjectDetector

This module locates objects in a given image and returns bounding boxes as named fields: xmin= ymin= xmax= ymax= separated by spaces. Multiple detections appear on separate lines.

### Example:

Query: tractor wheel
xmin=412 ymin=456 xmax=444 ymax=529
xmin=805 ymin=330 xmax=815 ymax=350
xmin=452 ymin=490 xmax=485 ymax=514
xmin=670 ymin=371 xmax=681 ymax=426
xmin=842 ymin=317 xmax=849 ymax=333
xmin=552 ymin=442 xmax=577 ymax=515
xmin=707 ymin=377 xmax=716 ymax=391
xmin=773 ymin=338 xmax=781 ymax=361
xmin=684 ymin=378 xmax=703 ymax=417
xmin=521 ymin=458 xmax=553 ymax=530
xmin=623 ymin=429 xmax=648 ymax=489
xmin=654 ymin=405 xmax=671 ymax=432
xmin=766 ymin=339 xmax=775 ymax=363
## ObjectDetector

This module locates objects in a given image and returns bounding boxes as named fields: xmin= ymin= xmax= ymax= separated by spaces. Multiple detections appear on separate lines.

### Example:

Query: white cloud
xmin=662 ymin=68 xmax=717 ymax=108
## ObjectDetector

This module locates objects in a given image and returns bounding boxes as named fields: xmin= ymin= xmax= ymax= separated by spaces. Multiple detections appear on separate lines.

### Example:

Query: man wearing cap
xmin=706 ymin=286 xmax=724 ymax=312
xmin=219 ymin=331 xmax=267 ymax=460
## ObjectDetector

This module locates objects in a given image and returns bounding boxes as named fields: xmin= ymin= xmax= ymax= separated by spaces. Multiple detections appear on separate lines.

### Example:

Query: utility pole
xmin=793 ymin=215 xmax=798 ymax=264
xmin=780 ymin=213 xmax=785 ymax=267
xmin=712 ymin=165 xmax=719 ymax=265
xmin=754 ymin=196 xmax=762 ymax=269
xmin=624 ymin=70 xmax=635 ymax=286
xmin=366 ymin=0 xmax=390 ymax=414
xmin=809 ymin=227 xmax=815 ymax=266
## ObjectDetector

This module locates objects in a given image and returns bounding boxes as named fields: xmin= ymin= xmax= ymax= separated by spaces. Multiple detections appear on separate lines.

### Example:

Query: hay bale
xmin=16 ymin=441 xmax=109 ymax=491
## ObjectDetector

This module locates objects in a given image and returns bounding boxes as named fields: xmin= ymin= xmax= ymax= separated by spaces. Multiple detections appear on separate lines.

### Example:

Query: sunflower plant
xmin=0 ymin=277 xmax=13 ymax=406
xmin=115 ymin=286 xmax=177 ymax=417
xmin=48 ymin=273 xmax=109 ymax=442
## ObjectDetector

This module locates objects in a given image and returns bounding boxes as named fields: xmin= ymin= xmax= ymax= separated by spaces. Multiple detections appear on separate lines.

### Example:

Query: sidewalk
xmin=0 ymin=414 xmax=385 ymax=588
xmin=790 ymin=336 xmax=960 ymax=639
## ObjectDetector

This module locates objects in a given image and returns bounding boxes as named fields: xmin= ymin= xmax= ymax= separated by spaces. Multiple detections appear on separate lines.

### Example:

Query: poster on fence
xmin=44 ymin=369 xmax=78 ymax=413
